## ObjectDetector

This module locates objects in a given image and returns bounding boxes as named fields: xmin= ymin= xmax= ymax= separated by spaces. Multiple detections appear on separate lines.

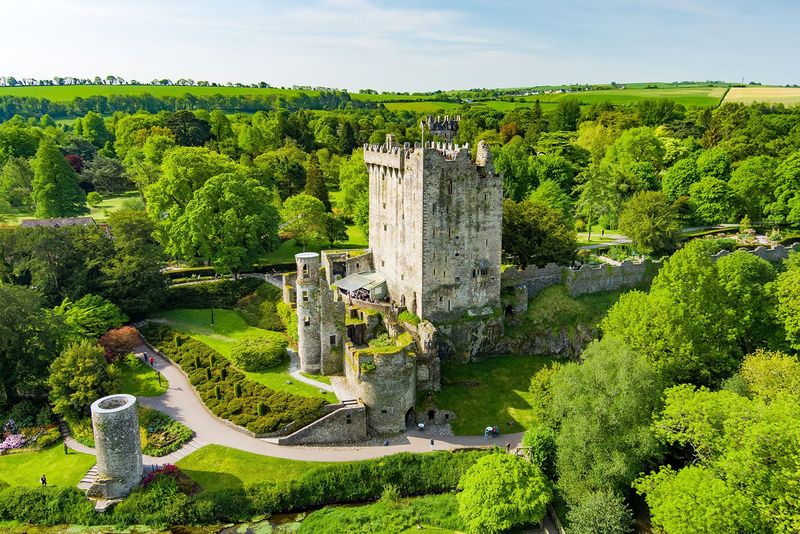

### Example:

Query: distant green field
xmin=520 ymin=86 xmax=727 ymax=107
xmin=384 ymin=101 xmax=461 ymax=112
xmin=0 ymin=84 xmax=320 ymax=101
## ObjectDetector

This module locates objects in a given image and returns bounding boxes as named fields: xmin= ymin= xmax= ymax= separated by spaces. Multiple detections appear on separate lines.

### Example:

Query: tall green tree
xmin=618 ymin=191 xmax=679 ymax=254
xmin=49 ymin=339 xmax=118 ymax=420
xmin=174 ymin=172 xmax=280 ymax=276
xmin=55 ymin=294 xmax=127 ymax=341
xmin=502 ymin=198 xmax=576 ymax=268
xmin=0 ymin=156 xmax=34 ymax=208
xmin=281 ymin=193 xmax=327 ymax=247
xmin=81 ymin=111 xmax=112 ymax=148
xmin=728 ymin=155 xmax=777 ymax=222
xmin=688 ymin=176 xmax=737 ymax=224
xmin=31 ymin=138 xmax=88 ymax=218
xmin=304 ymin=153 xmax=330 ymax=210
xmin=551 ymin=98 xmax=581 ymax=131
xmin=457 ymin=453 xmax=551 ymax=534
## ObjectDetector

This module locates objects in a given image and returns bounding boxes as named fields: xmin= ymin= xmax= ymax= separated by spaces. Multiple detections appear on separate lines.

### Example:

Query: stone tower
xmin=364 ymin=137 xmax=503 ymax=321
xmin=88 ymin=394 xmax=143 ymax=499
xmin=295 ymin=252 xmax=321 ymax=373
xmin=424 ymin=115 xmax=460 ymax=142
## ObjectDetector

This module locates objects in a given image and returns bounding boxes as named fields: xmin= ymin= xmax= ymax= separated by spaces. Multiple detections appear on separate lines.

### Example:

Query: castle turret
xmin=295 ymin=252 xmax=321 ymax=373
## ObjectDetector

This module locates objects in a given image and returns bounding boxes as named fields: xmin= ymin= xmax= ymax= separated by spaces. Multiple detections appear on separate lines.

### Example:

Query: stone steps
xmin=78 ymin=464 xmax=98 ymax=490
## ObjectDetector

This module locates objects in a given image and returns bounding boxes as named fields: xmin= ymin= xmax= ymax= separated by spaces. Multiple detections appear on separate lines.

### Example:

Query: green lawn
xmin=118 ymin=357 xmax=169 ymax=397
xmin=0 ymin=444 xmax=95 ymax=488
xmin=259 ymin=224 xmax=367 ymax=265
xmin=150 ymin=308 xmax=331 ymax=399
xmin=300 ymin=372 xmax=332 ymax=385
xmin=1 ymin=191 xmax=141 ymax=225
xmin=428 ymin=355 xmax=554 ymax=435
xmin=176 ymin=444 xmax=331 ymax=490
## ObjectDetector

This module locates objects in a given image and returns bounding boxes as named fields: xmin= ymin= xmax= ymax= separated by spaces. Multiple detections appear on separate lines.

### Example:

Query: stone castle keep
xmin=282 ymin=134 xmax=503 ymax=436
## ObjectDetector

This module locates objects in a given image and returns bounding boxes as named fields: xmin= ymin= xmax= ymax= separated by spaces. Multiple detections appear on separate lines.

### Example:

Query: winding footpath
xmin=65 ymin=341 xmax=522 ymax=466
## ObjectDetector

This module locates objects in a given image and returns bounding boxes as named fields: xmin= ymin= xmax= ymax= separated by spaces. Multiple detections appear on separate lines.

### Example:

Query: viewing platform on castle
xmin=362 ymin=141 xmax=471 ymax=168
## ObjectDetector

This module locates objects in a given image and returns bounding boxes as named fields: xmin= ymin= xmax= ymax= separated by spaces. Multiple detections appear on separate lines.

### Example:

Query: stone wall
xmin=344 ymin=343 xmax=416 ymax=434
xmin=365 ymin=138 xmax=502 ymax=322
xmin=276 ymin=402 xmax=367 ymax=445
xmin=319 ymin=281 xmax=346 ymax=375
xmin=502 ymin=243 xmax=800 ymax=300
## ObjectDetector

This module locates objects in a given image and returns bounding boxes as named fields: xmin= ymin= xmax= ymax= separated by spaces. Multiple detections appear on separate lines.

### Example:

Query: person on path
xmin=40 ymin=474 xmax=47 ymax=486
xmin=430 ymin=438 xmax=435 ymax=450
xmin=63 ymin=441 xmax=68 ymax=455
xmin=505 ymin=442 xmax=511 ymax=453
xmin=149 ymin=356 xmax=155 ymax=367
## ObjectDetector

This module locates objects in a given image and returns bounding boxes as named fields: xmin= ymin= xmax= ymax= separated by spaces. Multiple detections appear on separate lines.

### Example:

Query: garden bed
xmin=140 ymin=323 xmax=327 ymax=435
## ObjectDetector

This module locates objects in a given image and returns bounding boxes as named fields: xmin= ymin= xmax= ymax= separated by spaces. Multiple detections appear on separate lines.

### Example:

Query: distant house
xmin=19 ymin=217 xmax=110 ymax=236
xmin=20 ymin=217 xmax=97 ymax=229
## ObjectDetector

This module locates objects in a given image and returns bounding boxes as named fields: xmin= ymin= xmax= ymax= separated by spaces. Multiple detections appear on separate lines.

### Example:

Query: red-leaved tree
xmin=98 ymin=326 xmax=143 ymax=362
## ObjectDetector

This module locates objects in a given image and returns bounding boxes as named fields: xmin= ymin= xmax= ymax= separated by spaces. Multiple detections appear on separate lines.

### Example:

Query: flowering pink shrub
xmin=0 ymin=434 xmax=26 ymax=452
xmin=142 ymin=463 xmax=178 ymax=485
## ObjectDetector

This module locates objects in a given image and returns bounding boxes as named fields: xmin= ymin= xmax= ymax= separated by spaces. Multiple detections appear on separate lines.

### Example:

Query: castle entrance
xmin=405 ymin=407 xmax=415 ymax=427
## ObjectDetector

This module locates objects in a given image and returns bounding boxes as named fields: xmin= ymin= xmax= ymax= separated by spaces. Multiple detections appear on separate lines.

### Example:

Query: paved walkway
xmin=123 ymin=343 xmax=523 ymax=463
xmin=286 ymin=349 xmax=335 ymax=393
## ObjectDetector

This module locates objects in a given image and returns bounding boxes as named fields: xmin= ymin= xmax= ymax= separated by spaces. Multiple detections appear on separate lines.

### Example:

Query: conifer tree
xmin=31 ymin=138 xmax=88 ymax=217
xmin=304 ymin=153 xmax=330 ymax=210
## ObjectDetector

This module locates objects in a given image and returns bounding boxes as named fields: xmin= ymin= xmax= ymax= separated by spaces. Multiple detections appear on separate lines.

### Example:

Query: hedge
xmin=0 ymin=449 xmax=494 ymax=528
xmin=229 ymin=336 xmax=287 ymax=372
xmin=140 ymin=323 xmax=325 ymax=434
xmin=164 ymin=278 xmax=265 ymax=310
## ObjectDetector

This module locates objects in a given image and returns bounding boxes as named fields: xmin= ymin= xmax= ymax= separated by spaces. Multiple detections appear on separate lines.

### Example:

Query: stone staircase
xmin=78 ymin=465 xmax=99 ymax=491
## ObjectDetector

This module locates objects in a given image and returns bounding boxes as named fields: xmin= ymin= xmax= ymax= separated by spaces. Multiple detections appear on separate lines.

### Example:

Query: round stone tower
xmin=295 ymin=252 xmax=322 ymax=373
xmin=88 ymin=394 xmax=143 ymax=499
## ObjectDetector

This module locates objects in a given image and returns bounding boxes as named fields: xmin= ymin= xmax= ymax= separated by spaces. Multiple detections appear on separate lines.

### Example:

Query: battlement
xmin=362 ymin=140 xmax=477 ymax=168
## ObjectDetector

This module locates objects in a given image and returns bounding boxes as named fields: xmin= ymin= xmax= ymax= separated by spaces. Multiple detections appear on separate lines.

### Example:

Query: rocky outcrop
xmin=493 ymin=323 xmax=596 ymax=360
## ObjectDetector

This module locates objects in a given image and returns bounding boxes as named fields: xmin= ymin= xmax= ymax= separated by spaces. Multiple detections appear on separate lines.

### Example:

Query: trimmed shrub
xmin=229 ymin=335 xmax=287 ymax=372
xmin=139 ymin=323 xmax=325 ymax=434
xmin=165 ymin=278 xmax=264 ymax=310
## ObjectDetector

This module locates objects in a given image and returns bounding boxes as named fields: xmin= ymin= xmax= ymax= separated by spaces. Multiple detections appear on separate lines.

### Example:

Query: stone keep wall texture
xmin=319 ymin=280 xmax=346 ymax=375
xmin=295 ymin=252 xmax=322 ymax=373
xmin=344 ymin=345 xmax=417 ymax=434
xmin=364 ymin=139 xmax=502 ymax=321
xmin=90 ymin=394 xmax=142 ymax=498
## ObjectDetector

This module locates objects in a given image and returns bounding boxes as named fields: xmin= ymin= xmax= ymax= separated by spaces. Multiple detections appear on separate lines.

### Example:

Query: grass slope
xmin=429 ymin=355 xmax=554 ymax=435
xmin=260 ymin=224 xmax=367 ymax=265
xmin=0 ymin=444 xmax=95 ymax=488
xmin=118 ymin=357 xmax=169 ymax=397
xmin=150 ymin=308 xmax=330 ymax=398
xmin=176 ymin=444 xmax=331 ymax=490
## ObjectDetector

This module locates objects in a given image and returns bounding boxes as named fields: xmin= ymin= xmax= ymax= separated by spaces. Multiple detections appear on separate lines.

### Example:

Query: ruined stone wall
xmin=89 ymin=394 xmax=142 ymax=499
xmin=281 ymin=272 xmax=297 ymax=305
xmin=276 ymin=403 xmax=367 ymax=445
xmin=502 ymin=243 xmax=800 ymax=299
xmin=295 ymin=253 xmax=322 ymax=373
xmin=344 ymin=344 xmax=416 ymax=434
xmin=321 ymin=250 xmax=374 ymax=286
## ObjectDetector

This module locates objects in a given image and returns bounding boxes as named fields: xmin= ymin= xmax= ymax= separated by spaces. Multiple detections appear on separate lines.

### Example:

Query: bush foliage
xmin=140 ymin=323 xmax=324 ymax=434
xmin=165 ymin=278 xmax=264 ymax=310
xmin=229 ymin=335 xmax=287 ymax=372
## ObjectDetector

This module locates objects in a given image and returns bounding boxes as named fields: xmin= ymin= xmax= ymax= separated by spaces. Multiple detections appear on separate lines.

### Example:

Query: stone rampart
xmin=502 ymin=243 xmax=800 ymax=298
xmin=276 ymin=402 xmax=367 ymax=445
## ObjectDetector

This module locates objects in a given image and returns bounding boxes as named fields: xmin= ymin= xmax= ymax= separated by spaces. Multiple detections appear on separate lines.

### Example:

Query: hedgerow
xmin=140 ymin=323 xmax=325 ymax=434
xmin=164 ymin=278 xmax=264 ymax=309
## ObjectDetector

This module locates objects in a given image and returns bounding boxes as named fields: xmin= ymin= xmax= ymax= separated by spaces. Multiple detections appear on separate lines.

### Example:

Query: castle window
xmin=485 ymin=239 xmax=488 ymax=246
xmin=383 ymin=224 xmax=387 ymax=231
xmin=439 ymin=296 xmax=443 ymax=302
xmin=455 ymin=251 xmax=460 ymax=257
xmin=383 ymin=202 xmax=386 ymax=209
xmin=401 ymin=274 xmax=404 ymax=281
xmin=433 ymin=229 xmax=436 ymax=238
xmin=480 ymin=268 xmax=488 ymax=276
xmin=381 ymin=260 xmax=385 ymax=267
xmin=433 ymin=269 xmax=436 ymax=275
xmin=448 ymin=300 xmax=451 ymax=311
xmin=330 ymin=335 xmax=336 ymax=345
xmin=448 ymin=180 xmax=453 ymax=195
xmin=302 ymin=291 xmax=309 ymax=302
xmin=303 ymin=316 xmax=310 ymax=326
xmin=381 ymin=409 xmax=388 ymax=414
xmin=302 ymin=264 xmax=308 ymax=274
xmin=356 ymin=263 xmax=360 ymax=269
xmin=455 ymin=276 xmax=461 ymax=283
xmin=472 ymin=269 xmax=476 ymax=278
xmin=346 ymin=415 xmax=352 ymax=424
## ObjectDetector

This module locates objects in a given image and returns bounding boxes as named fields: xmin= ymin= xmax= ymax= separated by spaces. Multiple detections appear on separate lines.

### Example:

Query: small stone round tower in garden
xmin=88 ymin=394 xmax=143 ymax=499
xmin=295 ymin=252 xmax=322 ymax=373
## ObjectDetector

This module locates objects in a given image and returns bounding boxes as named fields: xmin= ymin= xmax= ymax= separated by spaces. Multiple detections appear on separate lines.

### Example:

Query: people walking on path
xmin=505 ymin=442 xmax=511 ymax=453
xmin=430 ymin=438 xmax=435 ymax=450
xmin=40 ymin=474 xmax=47 ymax=486
xmin=64 ymin=441 xmax=69 ymax=455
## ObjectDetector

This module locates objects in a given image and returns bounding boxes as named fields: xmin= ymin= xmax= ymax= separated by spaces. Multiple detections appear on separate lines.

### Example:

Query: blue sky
xmin=3 ymin=0 xmax=798 ymax=91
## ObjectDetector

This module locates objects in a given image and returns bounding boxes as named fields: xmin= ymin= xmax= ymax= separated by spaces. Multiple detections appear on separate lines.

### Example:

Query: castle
xmin=282 ymin=133 xmax=503 ymax=437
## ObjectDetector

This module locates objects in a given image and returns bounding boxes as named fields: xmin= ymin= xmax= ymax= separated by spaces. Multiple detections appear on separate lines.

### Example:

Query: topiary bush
xmin=139 ymin=323 xmax=325 ymax=435
xmin=229 ymin=335 xmax=287 ymax=372
xmin=165 ymin=278 xmax=264 ymax=310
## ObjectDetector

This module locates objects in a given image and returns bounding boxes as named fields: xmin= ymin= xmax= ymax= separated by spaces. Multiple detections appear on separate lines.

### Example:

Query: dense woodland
xmin=2 ymin=94 xmax=800 ymax=533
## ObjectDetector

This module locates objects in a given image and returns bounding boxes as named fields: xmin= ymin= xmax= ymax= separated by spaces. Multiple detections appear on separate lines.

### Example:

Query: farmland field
xmin=519 ymin=86 xmax=727 ymax=107
xmin=724 ymin=86 xmax=800 ymax=105
xmin=383 ymin=101 xmax=461 ymax=112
